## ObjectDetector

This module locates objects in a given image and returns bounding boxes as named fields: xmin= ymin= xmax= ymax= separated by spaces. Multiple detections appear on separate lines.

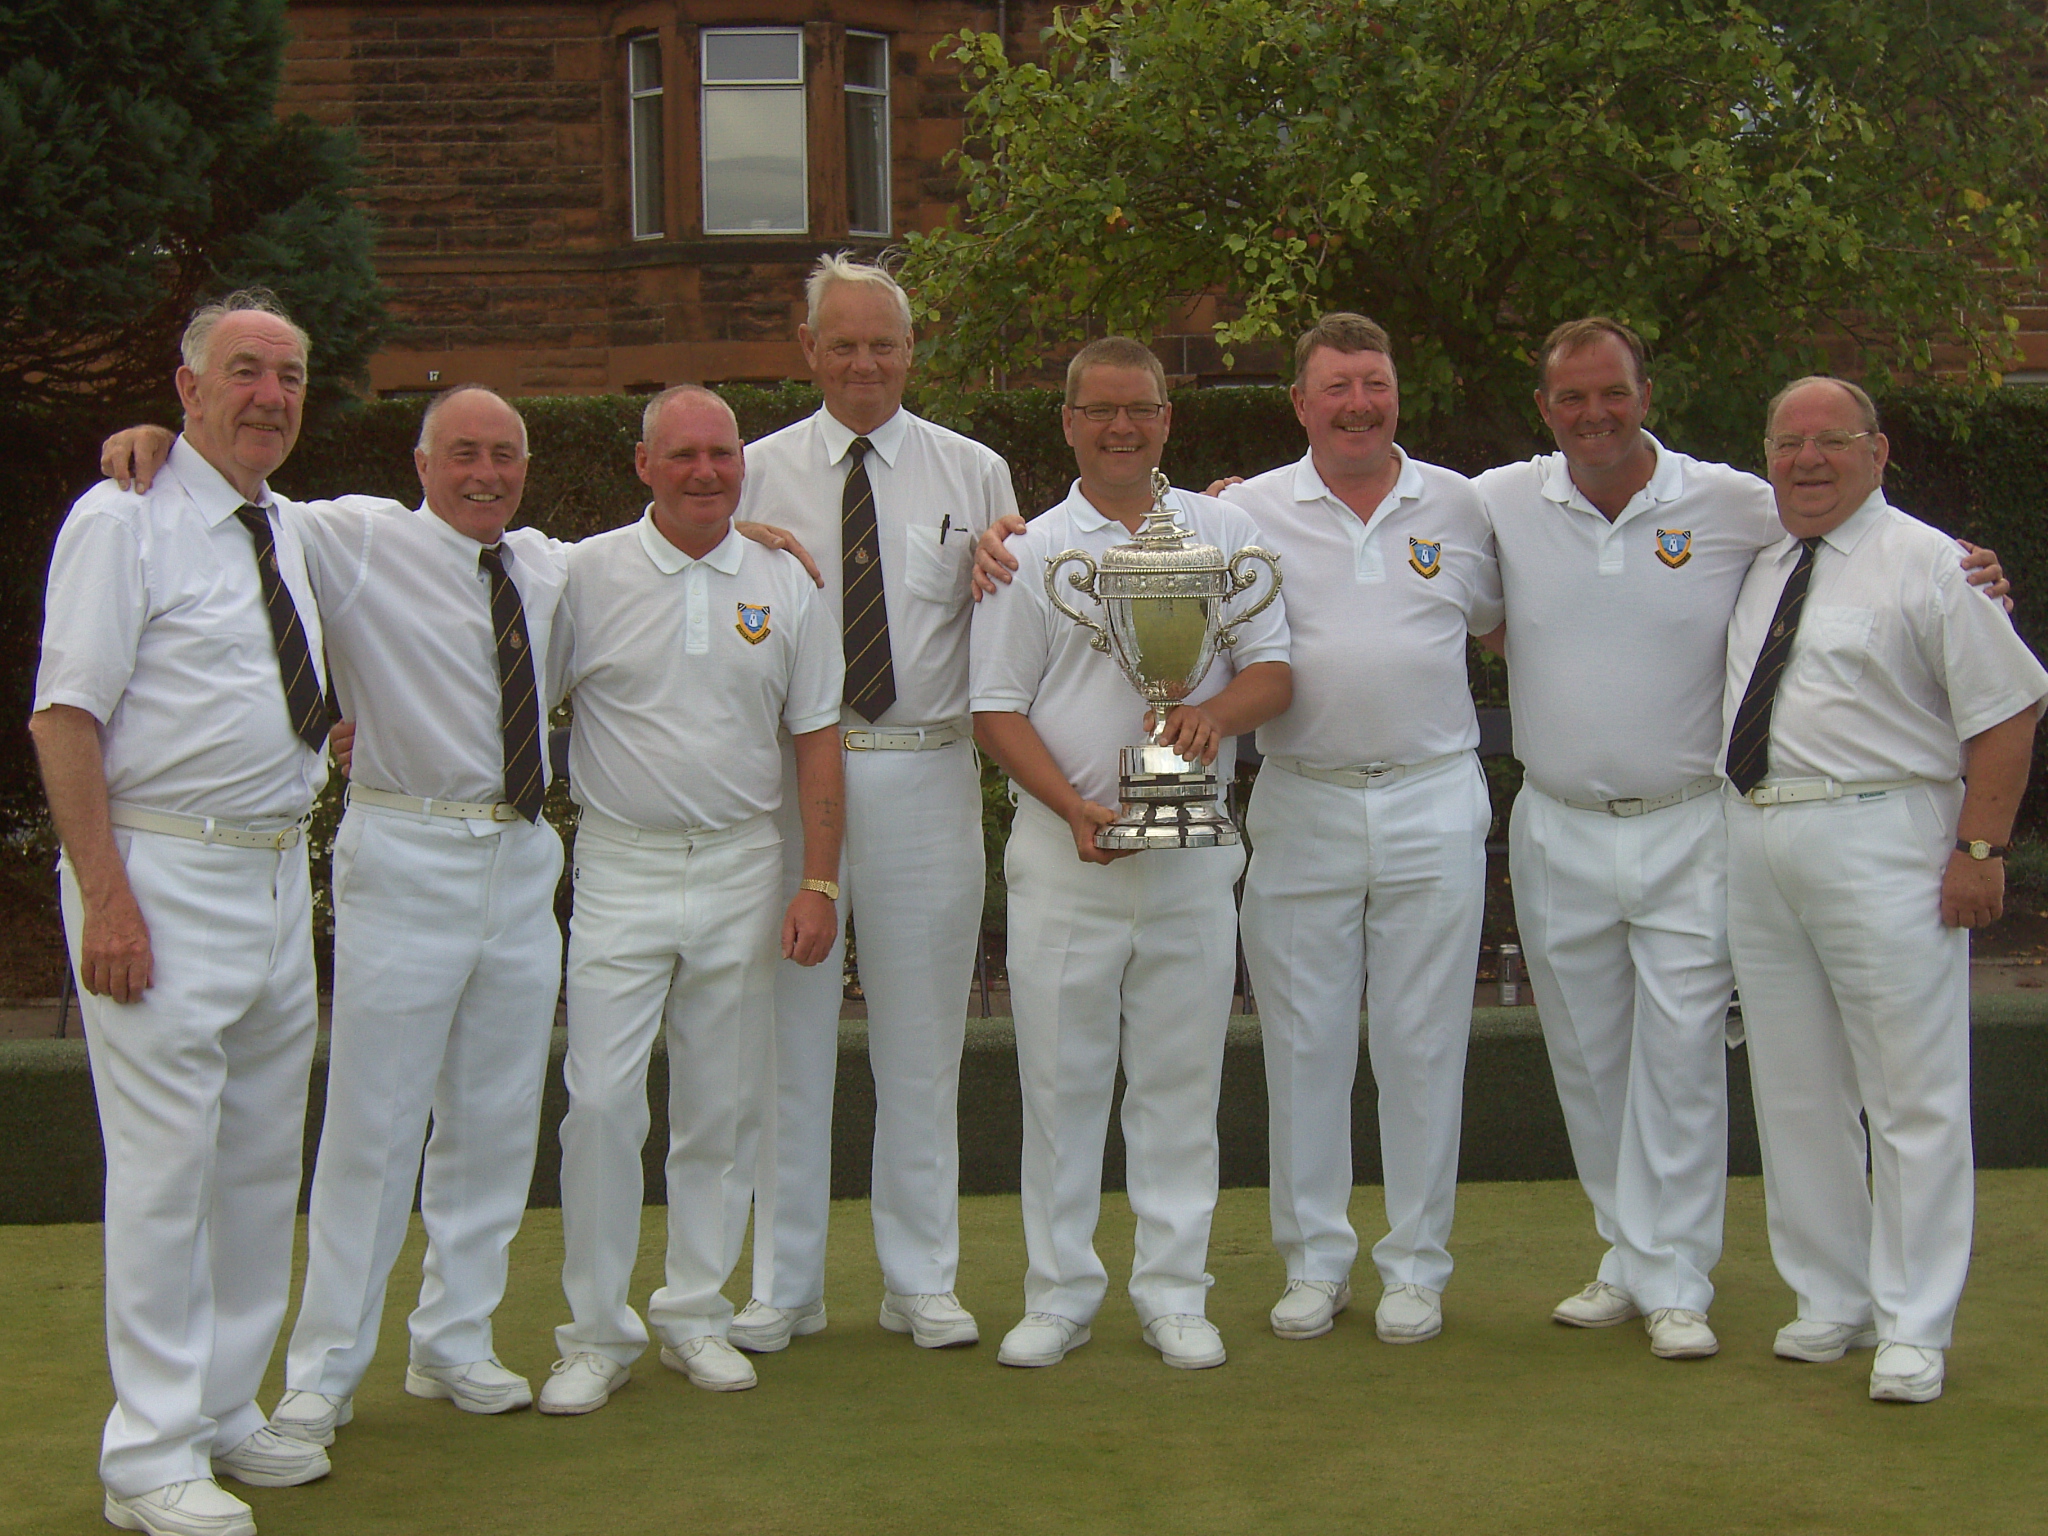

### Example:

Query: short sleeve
xmin=33 ymin=506 xmax=147 ymax=724
xmin=1928 ymin=552 xmax=2048 ymax=740
xmin=970 ymin=535 xmax=1052 ymax=714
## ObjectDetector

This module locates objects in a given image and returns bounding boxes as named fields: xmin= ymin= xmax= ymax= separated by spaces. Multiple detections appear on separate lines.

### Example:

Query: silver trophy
xmin=1045 ymin=470 xmax=1282 ymax=850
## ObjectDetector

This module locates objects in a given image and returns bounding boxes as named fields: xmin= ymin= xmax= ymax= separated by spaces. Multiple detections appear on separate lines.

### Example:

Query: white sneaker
xmin=1143 ymin=1314 xmax=1227 ymax=1369
xmin=1270 ymin=1279 xmax=1351 ymax=1340
xmin=103 ymin=1479 xmax=255 ymax=1536
xmin=1645 ymin=1308 xmax=1720 ymax=1359
xmin=659 ymin=1336 xmax=758 ymax=1392
xmin=536 ymin=1352 xmax=630 ymax=1416
xmin=1775 ymin=1318 xmax=1879 ymax=1363
xmin=727 ymin=1298 xmax=827 ymax=1354
xmin=1869 ymin=1342 xmax=1945 ymax=1403
xmin=996 ymin=1312 xmax=1091 ymax=1367
xmin=1552 ymin=1280 xmax=1639 ymax=1329
xmin=269 ymin=1388 xmax=352 ymax=1446
xmin=212 ymin=1424 xmax=331 ymax=1488
xmin=405 ymin=1355 xmax=533 ymax=1414
xmin=1375 ymin=1284 xmax=1443 ymax=1344
xmin=879 ymin=1290 xmax=980 ymax=1348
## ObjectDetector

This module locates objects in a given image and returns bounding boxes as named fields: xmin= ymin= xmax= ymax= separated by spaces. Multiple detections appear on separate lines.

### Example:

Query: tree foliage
xmin=902 ymin=0 xmax=2048 ymax=455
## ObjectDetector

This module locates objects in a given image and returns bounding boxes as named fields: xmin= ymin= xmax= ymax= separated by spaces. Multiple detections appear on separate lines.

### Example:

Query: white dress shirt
xmin=34 ymin=434 xmax=327 ymax=819
xmin=970 ymin=483 xmax=1289 ymax=808
xmin=738 ymin=405 xmax=1020 ymax=728
xmin=1222 ymin=449 xmax=1500 ymax=768
xmin=556 ymin=514 xmax=842 ymax=831
xmin=1720 ymin=491 xmax=2048 ymax=785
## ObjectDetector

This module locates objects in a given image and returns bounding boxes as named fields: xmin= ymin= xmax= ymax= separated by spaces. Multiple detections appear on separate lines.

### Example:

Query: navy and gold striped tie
xmin=234 ymin=505 xmax=330 ymax=753
xmin=841 ymin=436 xmax=896 ymax=721
xmin=1726 ymin=536 xmax=1822 ymax=796
xmin=478 ymin=543 xmax=545 ymax=823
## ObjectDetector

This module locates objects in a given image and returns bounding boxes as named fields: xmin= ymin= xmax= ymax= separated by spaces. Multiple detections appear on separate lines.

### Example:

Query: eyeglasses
xmin=1764 ymin=430 xmax=1874 ymax=458
xmin=1072 ymin=402 xmax=1165 ymax=422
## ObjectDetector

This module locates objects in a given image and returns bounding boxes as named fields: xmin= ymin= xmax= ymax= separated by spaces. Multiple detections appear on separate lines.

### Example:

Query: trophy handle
xmin=1214 ymin=545 xmax=1282 ymax=649
xmin=1043 ymin=550 xmax=1111 ymax=653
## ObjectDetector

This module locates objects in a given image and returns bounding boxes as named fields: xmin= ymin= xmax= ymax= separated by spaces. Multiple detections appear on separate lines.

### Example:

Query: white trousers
xmin=285 ymin=807 xmax=563 ymax=1396
xmin=62 ymin=830 xmax=318 ymax=1497
xmin=554 ymin=812 xmax=782 ymax=1360
xmin=751 ymin=739 xmax=983 ymax=1306
xmin=1725 ymin=783 xmax=1973 ymax=1348
xmin=1510 ymin=787 xmax=1730 ymax=1313
xmin=1005 ymin=797 xmax=1243 ymax=1324
xmin=1241 ymin=752 xmax=1489 ymax=1293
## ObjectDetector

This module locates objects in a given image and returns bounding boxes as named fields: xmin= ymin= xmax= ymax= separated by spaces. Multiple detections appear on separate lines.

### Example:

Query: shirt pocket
xmin=903 ymin=523 xmax=972 ymax=609
xmin=1798 ymin=605 xmax=1876 ymax=689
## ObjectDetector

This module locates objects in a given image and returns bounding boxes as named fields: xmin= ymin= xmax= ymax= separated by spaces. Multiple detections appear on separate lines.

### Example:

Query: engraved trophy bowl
xmin=1045 ymin=470 xmax=1281 ymax=849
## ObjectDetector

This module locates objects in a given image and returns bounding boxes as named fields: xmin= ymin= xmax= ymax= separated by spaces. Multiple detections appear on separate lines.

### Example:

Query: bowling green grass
xmin=5 ymin=1174 xmax=2044 ymax=1535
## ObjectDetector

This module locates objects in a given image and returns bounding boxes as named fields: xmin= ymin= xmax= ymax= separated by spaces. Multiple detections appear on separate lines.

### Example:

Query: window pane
xmin=631 ymin=94 xmax=663 ymax=237
xmin=629 ymin=34 xmax=661 ymax=93
xmin=703 ymin=29 xmax=801 ymax=83
xmin=703 ymin=87 xmax=806 ymax=232
xmin=846 ymin=32 xmax=887 ymax=91
xmin=846 ymin=90 xmax=887 ymax=234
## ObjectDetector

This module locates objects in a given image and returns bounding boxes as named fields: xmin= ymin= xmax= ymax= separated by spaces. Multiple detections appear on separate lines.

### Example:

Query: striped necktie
xmin=478 ymin=543 xmax=545 ymax=823
xmin=1726 ymin=536 xmax=1822 ymax=796
xmin=841 ymin=436 xmax=896 ymax=721
xmin=233 ymin=505 xmax=330 ymax=753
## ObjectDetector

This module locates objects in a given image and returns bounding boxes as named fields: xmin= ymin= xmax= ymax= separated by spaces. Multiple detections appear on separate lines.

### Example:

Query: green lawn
xmin=6 ymin=1174 xmax=2045 ymax=1535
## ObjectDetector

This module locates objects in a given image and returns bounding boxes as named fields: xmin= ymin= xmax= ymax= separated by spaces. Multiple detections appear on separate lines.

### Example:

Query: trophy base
xmin=1095 ymin=744 xmax=1241 ymax=850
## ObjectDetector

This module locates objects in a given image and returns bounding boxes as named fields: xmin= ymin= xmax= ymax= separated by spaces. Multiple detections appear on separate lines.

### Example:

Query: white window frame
xmin=627 ymin=34 xmax=664 ymax=240
xmin=700 ymin=26 xmax=808 ymax=236
xmin=844 ymin=30 xmax=890 ymax=237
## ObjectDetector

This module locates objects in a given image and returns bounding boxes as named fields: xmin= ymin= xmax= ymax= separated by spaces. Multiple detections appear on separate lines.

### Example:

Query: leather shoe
xmin=406 ymin=1355 xmax=533 ymax=1414
xmin=1552 ymin=1280 xmax=1639 ymax=1329
xmin=103 ymin=1479 xmax=255 ymax=1536
xmin=1375 ymin=1284 xmax=1442 ymax=1344
xmin=536 ymin=1352 xmax=630 ymax=1415
xmin=660 ymin=1335 xmax=758 ymax=1392
xmin=728 ymin=1298 xmax=826 ymax=1354
xmin=1775 ymin=1318 xmax=1878 ymax=1363
xmin=1869 ymin=1342 xmax=1944 ymax=1403
xmin=269 ymin=1388 xmax=352 ymax=1446
xmin=997 ymin=1312 xmax=1091 ymax=1367
xmin=213 ymin=1424 xmax=331 ymax=1488
xmin=1270 ymin=1279 xmax=1351 ymax=1340
xmin=879 ymin=1290 xmax=980 ymax=1348
xmin=1645 ymin=1308 xmax=1719 ymax=1359
xmin=1143 ymin=1314 xmax=1227 ymax=1369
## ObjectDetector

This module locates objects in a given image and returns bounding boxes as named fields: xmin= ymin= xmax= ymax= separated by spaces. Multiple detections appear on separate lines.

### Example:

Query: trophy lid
xmin=1096 ymin=471 xmax=1228 ymax=577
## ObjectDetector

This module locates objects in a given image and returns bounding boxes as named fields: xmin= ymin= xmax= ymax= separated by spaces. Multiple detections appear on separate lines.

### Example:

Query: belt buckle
xmin=1745 ymin=787 xmax=1773 ymax=807
xmin=491 ymin=803 xmax=521 ymax=822
xmin=1360 ymin=763 xmax=1397 ymax=785
xmin=1608 ymin=797 xmax=1645 ymax=818
xmin=843 ymin=731 xmax=872 ymax=751
xmin=277 ymin=826 xmax=303 ymax=850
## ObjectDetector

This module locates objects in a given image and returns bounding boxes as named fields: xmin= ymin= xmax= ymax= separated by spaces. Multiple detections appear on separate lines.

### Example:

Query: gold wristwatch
xmin=1956 ymin=839 xmax=2007 ymax=861
xmin=799 ymin=878 xmax=841 ymax=900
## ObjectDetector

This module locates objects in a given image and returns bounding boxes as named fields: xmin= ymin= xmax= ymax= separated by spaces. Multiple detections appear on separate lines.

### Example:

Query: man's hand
xmin=102 ymin=425 xmax=176 ymax=493
xmin=80 ymin=886 xmax=154 ymax=1003
xmin=1941 ymin=851 xmax=2005 ymax=928
xmin=1145 ymin=703 xmax=1223 ymax=767
xmin=782 ymin=889 xmax=837 ymax=964
xmin=1203 ymin=476 xmax=1245 ymax=497
xmin=971 ymin=513 xmax=1029 ymax=599
xmin=1957 ymin=540 xmax=2013 ymax=612
xmin=1067 ymin=798 xmax=1133 ymax=864
xmin=329 ymin=719 xmax=355 ymax=777
xmin=736 ymin=521 xmax=824 ymax=587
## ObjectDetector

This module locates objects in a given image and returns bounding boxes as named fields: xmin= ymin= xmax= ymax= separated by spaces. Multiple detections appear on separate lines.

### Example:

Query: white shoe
xmin=1869 ymin=1342 xmax=1945 ymax=1403
xmin=1270 ymin=1279 xmax=1351 ymax=1340
xmin=728 ymin=1298 xmax=827 ymax=1354
xmin=659 ymin=1336 xmax=758 ymax=1392
xmin=536 ymin=1352 xmax=630 ymax=1415
xmin=1645 ymin=1308 xmax=1720 ymax=1359
xmin=1774 ymin=1318 xmax=1879 ymax=1363
xmin=1143 ymin=1314 xmax=1227 ymax=1369
xmin=997 ymin=1312 xmax=1091 ymax=1367
xmin=879 ymin=1290 xmax=980 ymax=1348
xmin=212 ymin=1424 xmax=331 ymax=1488
xmin=1552 ymin=1280 xmax=1639 ymax=1329
xmin=1375 ymin=1284 xmax=1443 ymax=1344
xmin=269 ymin=1388 xmax=352 ymax=1446
xmin=103 ymin=1479 xmax=255 ymax=1536
xmin=405 ymin=1355 xmax=533 ymax=1414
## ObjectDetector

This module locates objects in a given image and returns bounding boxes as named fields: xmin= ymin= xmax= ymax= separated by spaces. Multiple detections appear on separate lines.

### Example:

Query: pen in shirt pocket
xmin=939 ymin=514 xmax=954 ymax=544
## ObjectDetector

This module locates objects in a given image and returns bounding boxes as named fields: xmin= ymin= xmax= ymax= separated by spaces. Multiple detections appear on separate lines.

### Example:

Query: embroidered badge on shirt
xmin=1656 ymin=528 xmax=1693 ymax=569
xmin=1407 ymin=537 xmax=1443 ymax=578
xmin=735 ymin=603 xmax=772 ymax=644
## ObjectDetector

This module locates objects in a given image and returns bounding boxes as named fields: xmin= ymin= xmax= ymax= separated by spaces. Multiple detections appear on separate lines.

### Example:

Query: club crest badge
xmin=1407 ymin=537 xmax=1443 ymax=578
xmin=735 ymin=603 xmax=772 ymax=644
xmin=1655 ymin=528 xmax=1693 ymax=569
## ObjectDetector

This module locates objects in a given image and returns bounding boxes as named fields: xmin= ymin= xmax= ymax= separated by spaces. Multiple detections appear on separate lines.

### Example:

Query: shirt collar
xmin=411 ymin=500 xmax=501 ymax=562
xmin=818 ymin=405 xmax=910 ymax=469
xmin=1060 ymin=478 xmax=1168 ymax=535
xmin=1821 ymin=489 xmax=1888 ymax=555
xmin=1538 ymin=431 xmax=1682 ymax=519
xmin=168 ymin=435 xmax=270 ymax=527
xmin=1292 ymin=445 xmax=1420 ymax=515
xmin=636 ymin=509 xmax=744 ymax=575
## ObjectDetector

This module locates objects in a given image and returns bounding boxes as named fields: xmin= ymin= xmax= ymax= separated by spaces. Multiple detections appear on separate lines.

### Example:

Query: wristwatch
xmin=1956 ymin=839 xmax=2008 ymax=861
xmin=799 ymin=877 xmax=841 ymax=900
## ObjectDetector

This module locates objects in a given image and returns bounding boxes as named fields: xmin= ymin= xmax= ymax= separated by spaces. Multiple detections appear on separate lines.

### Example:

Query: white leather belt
xmin=843 ymin=721 xmax=968 ymax=752
xmin=1556 ymin=774 xmax=1723 ymax=818
xmin=1735 ymin=776 xmax=1928 ymax=807
xmin=1263 ymin=750 xmax=1464 ymax=789
xmin=108 ymin=803 xmax=308 ymax=850
xmin=348 ymin=784 xmax=523 ymax=822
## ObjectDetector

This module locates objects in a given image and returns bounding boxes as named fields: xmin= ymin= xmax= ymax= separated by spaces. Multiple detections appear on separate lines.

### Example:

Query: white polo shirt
xmin=1221 ymin=448 xmax=1500 ymax=768
xmin=738 ymin=405 xmax=1019 ymax=729
xmin=33 ymin=435 xmax=328 ymax=820
xmin=970 ymin=483 xmax=1289 ymax=809
xmin=1473 ymin=437 xmax=1781 ymax=803
xmin=296 ymin=497 xmax=567 ymax=808
xmin=1720 ymin=491 xmax=2048 ymax=786
xmin=556 ymin=513 xmax=842 ymax=832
